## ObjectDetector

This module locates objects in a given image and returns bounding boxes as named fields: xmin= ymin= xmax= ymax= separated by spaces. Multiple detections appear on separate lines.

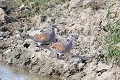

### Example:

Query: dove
xmin=49 ymin=33 xmax=75 ymax=59
xmin=22 ymin=24 xmax=58 ymax=47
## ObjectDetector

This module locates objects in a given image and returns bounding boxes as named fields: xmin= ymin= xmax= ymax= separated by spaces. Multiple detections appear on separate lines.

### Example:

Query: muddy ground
xmin=0 ymin=0 xmax=120 ymax=80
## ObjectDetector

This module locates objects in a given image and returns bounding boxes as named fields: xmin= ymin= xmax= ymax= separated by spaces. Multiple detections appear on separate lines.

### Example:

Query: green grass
xmin=20 ymin=0 xmax=69 ymax=17
xmin=9 ymin=0 xmax=69 ymax=17
xmin=101 ymin=3 xmax=120 ymax=64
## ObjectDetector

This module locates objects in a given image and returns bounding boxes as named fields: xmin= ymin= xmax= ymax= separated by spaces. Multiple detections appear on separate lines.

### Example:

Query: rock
xmin=0 ymin=8 xmax=6 ymax=21
xmin=0 ymin=31 xmax=4 ymax=37
xmin=83 ymin=0 xmax=92 ymax=6
xmin=6 ymin=58 xmax=13 ymax=64
xmin=22 ymin=58 xmax=31 ymax=66
xmin=15 ymin=53 xmax=21 ymax=59
xmin=0 ymin=0 xmax=7 ymax=9
xmin=30 ymin=15 xmax=41 ymax=27
xmin=17 ymin=4 xmax=30 ymax=12
xmin=80 ymin=8 xmax=93 ymax=20
xmin=31 ymin=64 xmax=40 ymax=73
xmin=96 ymin=71 xmax=116 ymax=80
xmin=46 ymin=17 xmax=56 ymax=24
xmin=0 ymin=54 xmax=2 ymax=60
xmin=78 ymin=63 xmax=85 ymax=70
xmin=63 ymin=62 xmax=69 ymax=72
xmin=0 ymin=28 xmax=12 ymax=38
xmin=68 ymin=72 xmax=85 ymax=80
xmin=84 ymin=61 xmax=97 ymax=75
xmin=77 ymin=35 xmax=85 ymax=42
xmin=96 ymin=62 xmax=112 ymax=72
xmin=31 ymin=53 xmax=39 ymax=63
xmin=39 ymin=49 xmax=52 ymax=57
xmin=41 ymin=15 xmax=47 ymax=22
xmin=68 ymin=23 xmax=84 ymax=34
xmin=3 ymin=49 xmax=11 ymax=55
xmin=69 ymin=0 xmax=83 ymax=8
xmin=0 ymin=8 xmax=14 ymax=23
xmin=82 ymin=73 xmax=96 ymax=80
xmin=3 ymin=31 xmax=11 ymax=37
xmin=115 ymin=42 xmax=120 ymax=50
xmin=83 ymin=26 xmax=90 ymax=36
xmin=4 ymin=15 xmax=15 ymax=23
xmin=70 ymin=55 xmax=90 ymax=63
xmin=18 ymin=4 xmax=26 ymax=11
xmin=83 ymin=0 xmax=105 ymax=10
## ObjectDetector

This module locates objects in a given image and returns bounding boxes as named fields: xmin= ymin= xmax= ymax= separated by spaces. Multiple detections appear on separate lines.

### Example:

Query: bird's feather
xmin=34 ymin=33 xmax=49 ymax=43
xmin=50 ymin=42 xmax=65 ymax=53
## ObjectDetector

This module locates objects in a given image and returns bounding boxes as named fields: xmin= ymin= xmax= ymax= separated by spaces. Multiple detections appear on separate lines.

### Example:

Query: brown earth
xmin=0 ymin=0 xmax=120 ymax=80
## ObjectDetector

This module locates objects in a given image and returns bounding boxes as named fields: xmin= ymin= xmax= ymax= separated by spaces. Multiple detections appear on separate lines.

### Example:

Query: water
xmin=0 ymin=62 xmax=58 ymax=80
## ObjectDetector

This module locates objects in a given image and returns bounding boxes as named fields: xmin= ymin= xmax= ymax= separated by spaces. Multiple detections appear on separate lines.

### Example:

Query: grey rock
xmin=69 ymin=0 xmax=84 ymax=8
xmin=68 ymin=72 xmax=85 ymax=80
xmin=83 ymin=0 xmax=92 ymax=6
xmin=0 ymin=0 xmax=8 ymax=9
xmin=0 ymin=8 xmax=6 ymax=21
xmin=0 ymin=31 xmax=4 ymax=37
xmin=96 ymin=62 xmax=112 ymax=72
xmin=3 ymin=31 xmax=11 ymax=37
xmin=4 ymin=15 xmax=15 ymax=23
xmin=82 ymin=73 xmax=96 ymax=80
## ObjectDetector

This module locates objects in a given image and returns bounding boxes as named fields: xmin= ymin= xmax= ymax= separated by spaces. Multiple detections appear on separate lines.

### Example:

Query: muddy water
xmin=0 ymin=62 xmax=58 ymax=80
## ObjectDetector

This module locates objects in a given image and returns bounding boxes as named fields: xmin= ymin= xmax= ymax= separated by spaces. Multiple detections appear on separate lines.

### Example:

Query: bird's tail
xmin=20 ymin=33 xmax=35 ymax=41
xmin=42 ymin=44 xmax=52 ymax=51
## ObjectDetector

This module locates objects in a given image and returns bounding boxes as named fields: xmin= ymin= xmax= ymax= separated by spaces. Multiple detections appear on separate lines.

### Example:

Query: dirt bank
xmin=0 ymin=0 xmax=120 ymax=80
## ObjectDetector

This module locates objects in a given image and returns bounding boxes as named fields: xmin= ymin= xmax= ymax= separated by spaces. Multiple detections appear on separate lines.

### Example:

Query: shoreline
xmin=0 ymin=0 xmax=120 ymax=80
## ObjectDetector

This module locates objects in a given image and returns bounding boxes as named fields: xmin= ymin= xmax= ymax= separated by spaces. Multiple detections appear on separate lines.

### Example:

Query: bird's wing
xmin=34 ymin=33 xmax=49 ymax=43
xmin=50 ymin=42 xmax=65 ymax=53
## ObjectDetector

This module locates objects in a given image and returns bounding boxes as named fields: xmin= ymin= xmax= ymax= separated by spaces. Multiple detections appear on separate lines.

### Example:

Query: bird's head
xmin=66 ymin=33 xmax=75 ymax=43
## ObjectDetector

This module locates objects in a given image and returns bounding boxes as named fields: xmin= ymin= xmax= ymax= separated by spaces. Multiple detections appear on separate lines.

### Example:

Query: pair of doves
xmin=22 ymin=24 xmax=75 ymax=59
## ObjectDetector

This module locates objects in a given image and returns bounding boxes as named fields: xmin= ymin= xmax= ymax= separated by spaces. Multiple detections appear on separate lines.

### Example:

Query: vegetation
xmin=101 ymin=3 xmax=120 ymax=64
xmin=9 ymin=0 xmax=69 ymax=17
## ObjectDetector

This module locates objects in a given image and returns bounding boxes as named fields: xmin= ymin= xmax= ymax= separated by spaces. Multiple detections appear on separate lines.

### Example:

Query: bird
xmin=49 ymin=33 xmax=75 ymax=59
xmin=22 ymin=24 xmax=58 ymax=47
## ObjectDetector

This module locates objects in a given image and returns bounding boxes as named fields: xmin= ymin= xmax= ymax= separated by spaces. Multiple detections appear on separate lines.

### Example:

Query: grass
xmin=100 ymin=3 xmax=120 ymax=64
xmin=8 ymin=0 xmax=69 ymax=17
xmin=17 ymin=0 xmax=69 ymax=17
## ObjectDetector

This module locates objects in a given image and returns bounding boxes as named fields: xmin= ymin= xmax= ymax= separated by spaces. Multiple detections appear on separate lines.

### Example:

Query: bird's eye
xmin=67 ymin=39 xmax=70 ymax=42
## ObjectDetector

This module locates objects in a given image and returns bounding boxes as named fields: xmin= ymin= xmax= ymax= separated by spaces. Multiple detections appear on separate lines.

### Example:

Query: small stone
xmin=78 ymin=63 xmax=85 ymax=70
xmin=30 ymin=15 xmax=41 ymax=27
xmin=82 ymin=73 xmax=96 ymax=80
xmin=0 ymin=8 xmax=6 ymax=21
xmin=4 ymin=15 xmax=15 ymax=23
xmin=6 ymin=58 xmax=12 ymax=64
xmin=96 ymin=62 xmax=112 ymax=72
xmin=41 ymin=15 xmax=47 ymax=22
xmin=0 ymin=0 xmax=8 ymax=9
xmin=69 ymin=0 xmax=83 ymax=8
xmin=3 ymin=31 xmax=11 ymax=37
xmin=83 ymin=0 xmax=92 ymax=6
xmin=3 ymin=49 xmax=11 ymax=55
xmin=96 ymin=71 xmax=116 ymax=80
xmin=84 ymin=61 xmax=97 ymax=75
xmin=0 ymin=31 xmax=4 ymax=37
xmin=69 ymin=72 xmax=85 ymax=80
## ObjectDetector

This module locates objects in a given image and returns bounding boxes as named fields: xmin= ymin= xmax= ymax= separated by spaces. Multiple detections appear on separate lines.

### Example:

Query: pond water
xmin=0 ymin=62 xmax=58 ymax=80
